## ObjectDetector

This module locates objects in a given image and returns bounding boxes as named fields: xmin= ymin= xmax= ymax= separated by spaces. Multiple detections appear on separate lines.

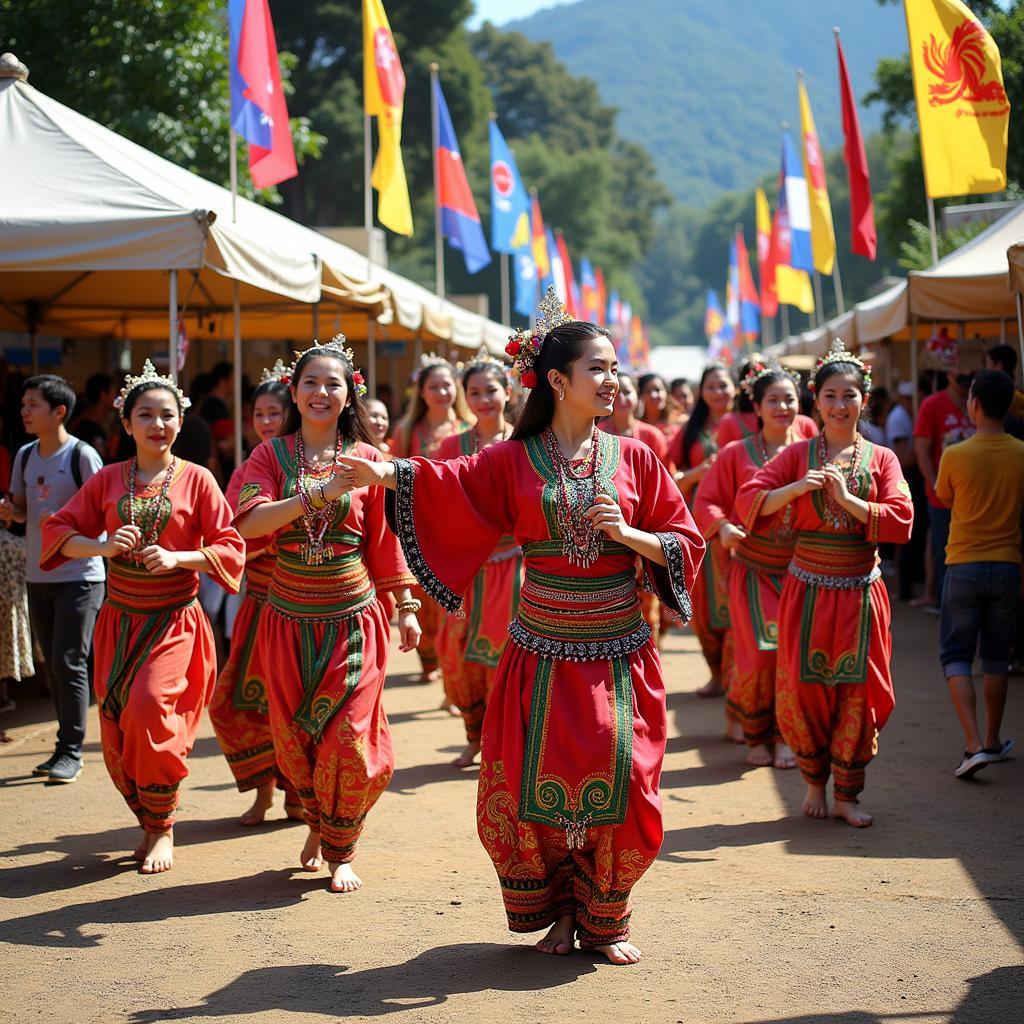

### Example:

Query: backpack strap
xmin=18 ymin=440 xmax=39 ymax=489
xmin=70 ymin=439 xmax=86 ymax=489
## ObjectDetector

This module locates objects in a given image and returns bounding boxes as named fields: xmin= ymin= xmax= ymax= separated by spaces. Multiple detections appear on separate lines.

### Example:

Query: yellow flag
xmin=758 ymin=185 xmax=815 ymax=315
xmin=363 ymin=0 xmax=413 ymax=236
xmin=775 ymin=267 xmax=815 ymax=315
xmin=905 ymin=0 xmax=1010 ymax=198
xmin=798 ymin=79 xmax=836 ymax=275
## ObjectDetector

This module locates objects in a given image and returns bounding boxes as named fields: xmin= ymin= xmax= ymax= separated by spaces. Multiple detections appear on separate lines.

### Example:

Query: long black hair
xmin=122 ymin=382 xmax=183 ymax=420
xmin=813 ymin=360 xmax=869 ymax=397
xmin=280 ymin=347 xmax=376 ymax=446
xmin=637 ymin=372 xmax=669 ymax=424
xmin=734 ymin=359 xmax=757 ymax=413
xmin=510 ymin=321 xmax=612 ymax=440
xmin=680 ymin=363 xmax=728 ymax=468
xmin=252 ymin=378 xmax=292 ymax=409
xmin=749 ymin=367 xmax=799 ymax=428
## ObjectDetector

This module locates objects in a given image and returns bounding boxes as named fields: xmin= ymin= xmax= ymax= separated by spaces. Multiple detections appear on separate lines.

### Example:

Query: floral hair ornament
xmin=463 ymin=344 xmax=511 ymax=378
xmin=259 ymin=358 xmax=291 ymax=386
xmin=740 ymin=357 xmax=800 ymax=400
xmin=505 ymin=285 xmax=574 ymax=389
xmin=287 ymin=334 xmax=367 ymax=397
xmin=114 ymin=359 xmax=191 ymax=419
xmin=808 ymin=338 xmax=873 ymax=394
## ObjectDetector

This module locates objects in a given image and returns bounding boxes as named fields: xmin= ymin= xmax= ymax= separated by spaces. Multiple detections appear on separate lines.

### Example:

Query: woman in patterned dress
xmin=736 ymin=342 xmax=913 ymax=826
xmin=41 ymin=362 xmax=245 ymax=874
xmin=233 ymin=339 xmax=421 ymax=892
xmin=335 ymin=292 xmax=704 ymax=965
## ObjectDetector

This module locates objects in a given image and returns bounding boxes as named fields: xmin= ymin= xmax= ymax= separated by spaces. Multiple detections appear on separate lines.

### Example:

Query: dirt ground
xmin=1 ymin=603 xmax=1021 ymax=1024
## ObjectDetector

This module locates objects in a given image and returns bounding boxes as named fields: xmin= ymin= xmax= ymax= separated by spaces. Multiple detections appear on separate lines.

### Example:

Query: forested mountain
xmin=504 ymin=0 xmax=906 ymax=206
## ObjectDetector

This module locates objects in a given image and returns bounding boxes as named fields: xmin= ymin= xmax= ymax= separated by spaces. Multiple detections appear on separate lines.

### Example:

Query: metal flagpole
xmin=429 ymin=62 xmax=444 ymax=302
xmin=230 ymin=127 xmax=243 ymax=470
xmin=831 ymin=258 xmax=846 ymax=314
xmin=168 ymin=270 xmax=179 ymax=387
xmin=926 ymin=196 xmax=939 ymax=266
xmin=780 ymin=302 xmax=790 ymax=340
xmin=910 ymin=315 xmax=919 ymax=419
xmin=500 ymin=253 xmax=511 ymax=326
xmin=812 ymin=271 xmax=825 ymax=326
xmin=364 ymin=112 xmax=377 ymax=397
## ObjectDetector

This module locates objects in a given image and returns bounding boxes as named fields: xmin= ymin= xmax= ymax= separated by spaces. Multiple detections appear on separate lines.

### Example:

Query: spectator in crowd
xmin=887 ymin=382 xmax=928 ymax=602
xmin=365 ymin=398 xmax=391 ymax=453
xmin=670 ymin=378 xmax=694 ymax=420
xmin=859 ymin=385 xmax=890 ymax=446
xmin=913 ymin=367 xmax=974 ymax=611
xmin=936 ymin=370 xmax=1023 ymax=779
xmin=0 ymin=375 xmax=105 ymax=784
xmin=68 ymin=372 xmax=116 ymax=460
xmin=985 ymin=345 xmax=1024 ymax=432
xmin=199 ymin=362 xmax=235 ymax=477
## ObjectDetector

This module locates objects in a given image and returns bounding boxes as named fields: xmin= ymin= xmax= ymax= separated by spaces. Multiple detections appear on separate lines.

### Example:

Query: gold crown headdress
xmin=462 ymin=345 xmax=510 ymax=379
xmin=259 ymin=359 xmax=290 ymax=385
xmin=287 ymin=334 xmax=367 ymax=396
xmin=114 ymin=359 xmax=191 ymax=418
xmin=505 ymin=285 xmax=574 ymax=389
xmin=740 ymin=356 xmax=800 ymax=400
xmin=809 ymin=338 xmax=873 ymax=393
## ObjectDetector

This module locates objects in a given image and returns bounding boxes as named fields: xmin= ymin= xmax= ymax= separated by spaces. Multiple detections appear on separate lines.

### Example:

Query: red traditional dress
xmin=735 ymin=439 xmax=913 ymax=800
xmin=669 ymin=424 xmax=734 ymax=688
xmin=387 ymin=432 xmax=703 ymax=947
xmin=599 ymin=419 xmax=672 ymax=643
xmin=208 ymin=463 xmax=297 ymax=807
xmin=716 ymin=411 xmax=818 ymax=448
xmin=435 ymin=430 xmax=523 ymax=743
xmin=391 ymin=419 xmax=470 ymax=678
xmin=694 ymin=437 xmax=798 ymax=746
xmin=41 ymin=461 xmax=244 ymax=832
xmin=235 ymin=435 xmax=414 ymax=862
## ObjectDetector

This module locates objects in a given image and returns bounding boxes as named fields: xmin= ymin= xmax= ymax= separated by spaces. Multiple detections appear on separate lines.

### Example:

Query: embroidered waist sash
xmin=788 ymin=531 xmax=880 ymax=589
xmin=735 ymin=531 xmax=793 ymax=575
xmin=269 ymin=533 xmax=376 ymax=622
xmin=245 ymin=550 xmax=275 ymax=600
xmin=508 ymin=563 xmax=649 ymax=661
xmin=788 ymin=532 xmax=878 ymax=686
xmin=107 ymin=560 xmax=198 ymax=613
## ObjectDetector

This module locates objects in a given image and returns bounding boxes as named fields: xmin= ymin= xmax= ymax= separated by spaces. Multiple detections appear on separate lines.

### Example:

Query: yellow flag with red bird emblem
xmin=905 ymin=0 xmax=1010 ymax=198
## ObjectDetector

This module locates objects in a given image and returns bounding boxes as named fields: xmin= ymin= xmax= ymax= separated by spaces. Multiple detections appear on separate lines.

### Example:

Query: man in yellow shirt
xmin=936 ymin=370 xmax=1024 ymax=779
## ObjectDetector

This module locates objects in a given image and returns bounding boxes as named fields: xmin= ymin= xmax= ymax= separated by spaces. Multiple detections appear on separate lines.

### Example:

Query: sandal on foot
xmin=954 ymin=749 xmax=993 ymax=779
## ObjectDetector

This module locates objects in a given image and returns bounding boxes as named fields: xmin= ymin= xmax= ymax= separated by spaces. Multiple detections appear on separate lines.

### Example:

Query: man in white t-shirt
xmin=0 ymin=375 xmax=105 ymax=784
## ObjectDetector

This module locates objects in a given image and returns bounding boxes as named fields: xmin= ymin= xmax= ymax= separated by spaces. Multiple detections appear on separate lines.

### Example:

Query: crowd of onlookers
xmin=1 ymin=342 xmax=1022 ymax=776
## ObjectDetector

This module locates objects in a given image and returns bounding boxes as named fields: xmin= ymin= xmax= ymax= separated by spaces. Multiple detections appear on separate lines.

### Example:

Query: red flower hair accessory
xmin=505 ymin=285 xmax=573 ymax=389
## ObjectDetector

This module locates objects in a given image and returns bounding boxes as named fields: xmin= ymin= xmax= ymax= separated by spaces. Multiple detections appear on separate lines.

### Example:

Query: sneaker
xmin=33 ymin=752 xmax=59 ymax=777
xmin=47 ymin=754 xmax=83 ymax=784
xmin=982 ymin=739 xmax=1015 ymax=762
xmin=954 ymin=750 xmax=992 ymax=779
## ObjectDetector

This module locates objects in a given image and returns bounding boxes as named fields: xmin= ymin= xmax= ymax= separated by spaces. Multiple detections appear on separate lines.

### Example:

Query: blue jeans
xmin=939 ymin=561 xmax=1020 ymax=678
xmin=928 ymin=505 xmax=952 ymax=603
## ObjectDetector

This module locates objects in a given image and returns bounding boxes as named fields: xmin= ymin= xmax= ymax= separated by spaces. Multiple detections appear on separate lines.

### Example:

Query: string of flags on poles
xmin=228 ymin=0 xmax=1009 ymax=367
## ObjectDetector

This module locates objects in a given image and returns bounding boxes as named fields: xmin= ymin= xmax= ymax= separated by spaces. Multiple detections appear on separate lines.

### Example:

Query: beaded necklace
xmin=128 ymin=457 xmax=176 ymax=564
xmin=818 ymin=431 xmax=863 ymax=531
xmin=542 ymin=425 xmax=604 ymax=568
xmin=294 ymin=431 xmax=344 ymax=565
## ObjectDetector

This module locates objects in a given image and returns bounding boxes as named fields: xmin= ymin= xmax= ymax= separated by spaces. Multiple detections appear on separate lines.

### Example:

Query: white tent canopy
xmin=0 ymin=55 xmax=508 ymax=354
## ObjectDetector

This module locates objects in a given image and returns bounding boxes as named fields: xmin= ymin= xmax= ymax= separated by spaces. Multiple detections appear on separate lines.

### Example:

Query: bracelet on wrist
xmin=396 ymin=598 xmax=422 ymax=615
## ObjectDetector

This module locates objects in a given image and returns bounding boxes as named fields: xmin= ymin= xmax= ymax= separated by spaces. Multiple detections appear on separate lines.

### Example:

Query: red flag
xmin=555 ymin=231 xmax=579 ymax=317
xmin=594 ymin=266 xmax=607 ymax=326
xmin=836 ymin=32 xmax=877 ymax=260
xmin=236 ymin=0 xmax=297 ymax=189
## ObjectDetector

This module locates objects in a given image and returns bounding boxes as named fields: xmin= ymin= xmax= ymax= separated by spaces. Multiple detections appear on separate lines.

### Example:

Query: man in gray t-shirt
xmin=0 ymin=375 xmax=106 ymax=783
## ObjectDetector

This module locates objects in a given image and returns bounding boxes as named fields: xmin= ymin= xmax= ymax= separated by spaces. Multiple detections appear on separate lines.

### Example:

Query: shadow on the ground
xmin=388 ymin=759 xmax=479 ymax=795
xmin=0 ymin=869 xmax=323 ymax=947
xmin=127 ymin=945 xmax=597 ymax=1020
xmin=0 ymin=816 xmax=301 ymax=900
xmin=734 ymin=964 xmax=1023 ymax=1023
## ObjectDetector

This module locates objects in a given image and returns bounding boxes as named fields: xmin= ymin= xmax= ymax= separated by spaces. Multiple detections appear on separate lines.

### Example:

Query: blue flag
xmin=489 ymin=120 xmax=531 ymax=254
xmin=513 ymin=250 xmax=537 ymax=318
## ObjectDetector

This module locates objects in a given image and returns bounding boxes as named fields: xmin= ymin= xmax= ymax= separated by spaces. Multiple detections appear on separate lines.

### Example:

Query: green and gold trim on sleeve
xmin=202 ymin=545 xmax=241 ymax=593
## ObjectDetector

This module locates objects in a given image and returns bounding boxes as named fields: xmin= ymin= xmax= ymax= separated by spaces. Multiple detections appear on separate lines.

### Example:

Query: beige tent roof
xmin=0 ymin=61 xmax=507 ymax=351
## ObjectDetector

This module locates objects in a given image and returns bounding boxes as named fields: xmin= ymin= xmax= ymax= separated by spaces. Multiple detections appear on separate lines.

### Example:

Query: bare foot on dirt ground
xmin=802 ymin=782 xmax=829 ymax=819
xmin=833 ymin=799 xmax=873 ymax=828
xmin=593 ymin=940 xmax=642 ymax=965
xmin=536 ymin=914 xmax=575 ymax=955
xmin=239 ymin=781 xmax=276 ymax=826
xmin=140 ymin=830 xmax=174 ymax=874
xmin=300 ymin=828 xmax=323 ymax=871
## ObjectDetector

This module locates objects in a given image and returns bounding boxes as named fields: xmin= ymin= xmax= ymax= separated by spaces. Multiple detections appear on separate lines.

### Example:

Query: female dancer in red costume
xmin=694 ymin=364 xmax=810 ymax=769
xmin=600 ymin=372 xmax=672 ymax=647
xmin=209 ymin=363 xmax=304 ymax=825
xmin=670 ymin=364 xmax=739 ymax=707
xmin=391 ymin=357 xmax=471 ymax=685
xmin=736 ymin=341 xmax=913 ymax=826
xmin=636 ymin=373 xmax=678 ymax=452
xmin=717 ymin=357 xmax=817 ymax=448
xmin=435 ymin=354 xmax=522 ymax=768
xmin=233 ymin=339 xmax=421 ymax=891
xmin=41 ymin=362 xmax=245 ymax=873
xmin=336 ymin=289 xmax=704 ymax=965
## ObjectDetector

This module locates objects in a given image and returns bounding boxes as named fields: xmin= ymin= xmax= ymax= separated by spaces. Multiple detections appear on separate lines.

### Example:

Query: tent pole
xmin=168 ymin=270 xmax=179 ymax=386
xmin=910 ymin=315 xmax=919 ymax=419
xmin=233 ymin=281 xmax=242 ymax=471
xmin=367 ymin=318 xmax=377 ymax=399
xmin=312 ymin=302 xmax=320 ymax=341
xmin=1016 ymin=294 xmax=1024 ymax=382
xmin=780 ymin=303 xmax=790 ymax=340
xmin=430 ymin=63 xmax=444 ymax=302
xmin=926 ymin=197 xmax=939 ymax=266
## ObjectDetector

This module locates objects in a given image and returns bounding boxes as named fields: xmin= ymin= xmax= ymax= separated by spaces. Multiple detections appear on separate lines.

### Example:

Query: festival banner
xmin=704 ymin=289 xmax=726 ymax=361
xmin=780 ymin=129 xmax=814 ymax=274
xmin=798 ymin=78 xmax=837 ymax=275
xmin=229 ymin=0 xmax=297 ymax=189
xmin=735 ymin=228 xmax=761 ymax=344
xmin=905 ymin=0 xmax=1010 ymax=198
xmin=836 ymin=32 xmax=877 ymax=259
xmin=530 ymin=193 xmax=551 ymax=280
xmin=546 ymin=226 xmax=566 ymax=304
xmin=488 ymin=118 xmax=531 ymax=253
xmin=755 ymin=186 xmax=779 ymax=318
xmin=580 ymin=257 xmax=601 ymax=322
xmin=594 ymin=265 xmax=607 ymax=326
xmin=556 ymin=231 xmax=580 ymax=318
xmin=363 ymin=0 xmax=413 ymax=234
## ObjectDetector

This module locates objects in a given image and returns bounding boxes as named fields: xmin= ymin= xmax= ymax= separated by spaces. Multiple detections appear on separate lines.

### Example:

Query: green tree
xmin=3 ymin=0 xmax=323 ymax=201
